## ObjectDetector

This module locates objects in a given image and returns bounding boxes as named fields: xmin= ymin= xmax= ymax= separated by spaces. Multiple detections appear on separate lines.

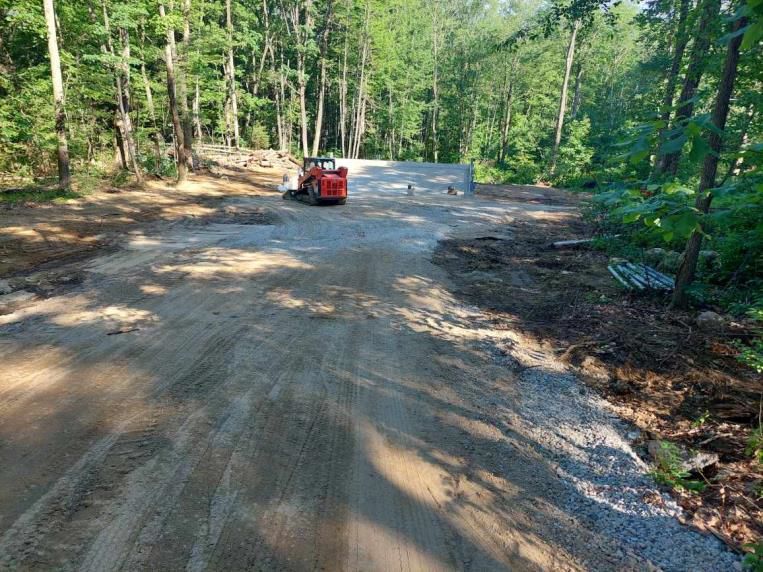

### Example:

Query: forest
xmin=1 ymin=0 xmax=761 ymax=309
xmin=0 ymin=0 xmax=762 ymax=565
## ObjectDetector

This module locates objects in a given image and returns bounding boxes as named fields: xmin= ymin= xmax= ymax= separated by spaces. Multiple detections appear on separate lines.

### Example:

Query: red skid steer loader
xmin=282 ymin=157 xmax=348 ymax=205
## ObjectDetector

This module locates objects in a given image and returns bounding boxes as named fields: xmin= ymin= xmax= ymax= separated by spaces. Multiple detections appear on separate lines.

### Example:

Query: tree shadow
xmin=0 ymin=189 xmax=739 ymax=570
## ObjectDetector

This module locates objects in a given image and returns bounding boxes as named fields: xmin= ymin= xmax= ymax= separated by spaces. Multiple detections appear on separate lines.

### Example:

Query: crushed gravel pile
xmin=499 ymin=351 xmax=742 ymax=571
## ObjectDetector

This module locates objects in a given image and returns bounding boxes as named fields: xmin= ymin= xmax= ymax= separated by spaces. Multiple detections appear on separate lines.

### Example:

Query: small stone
xmin=696 ymin=311 xmax=725 ymax=332
xmin=0 ymin=279 xmax=11 ymax=295
xmin=659 ymin=250 xmax=684 ymax=272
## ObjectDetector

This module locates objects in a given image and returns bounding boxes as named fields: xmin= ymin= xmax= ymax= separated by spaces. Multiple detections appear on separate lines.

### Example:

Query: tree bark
xmin=498 ymin=56 xmax=517 ymax=165
xmin=351 ymin=2 xmax=370 ymax=159
xmin=102 ymin=3 xmax=142 ymax=181
xmin=160 ymin=2 xmax=187 ymax=182
xmin=652 ymin=0 xmax=691 ymax=175
xmin=722 ymin=104 xmax=755 ymax=182
xmin=118 ymin=27 xmax=143 ymax=181
xmin=339 ymin=25 xmax=349 ymax=157
xmin=139 ymin=22 xmax=163 ymax=171
xmin=550 ymin=19 xmax=580 ymax=175
xmin=179 ymin=0 xmax=194 ymax=169
xmin=660 ymin=0 xmax=721 ymax=176
xmin=193 ymin=78 xmax=202 ymax=139
xmin=43 ymin=0 xmax=70 ymax=189
xmin=672 ymin=15 xmax=746 ymax=307
xmin=431 ymin=4 xmax=440 ymax=163
xmin=226 ymin=0 xmax=240 ymax=148
xmin=311 ymin=0 xmax=333 ymax=156
xmin=570 ymin=61 xmax=584 ymax=119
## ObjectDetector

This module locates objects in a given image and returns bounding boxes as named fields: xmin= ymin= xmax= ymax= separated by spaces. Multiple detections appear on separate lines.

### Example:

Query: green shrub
xmin=649 ymin=441 xmax=706 ymax=492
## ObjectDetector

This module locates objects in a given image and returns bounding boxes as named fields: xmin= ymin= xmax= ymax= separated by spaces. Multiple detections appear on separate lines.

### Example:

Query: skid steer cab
xmin=282 ymin=157 xmax=348 ymax=205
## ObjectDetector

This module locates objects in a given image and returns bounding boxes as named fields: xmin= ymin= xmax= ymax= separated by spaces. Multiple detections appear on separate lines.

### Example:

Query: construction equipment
xmin=282 ymin=157 xmax=348 ymax=205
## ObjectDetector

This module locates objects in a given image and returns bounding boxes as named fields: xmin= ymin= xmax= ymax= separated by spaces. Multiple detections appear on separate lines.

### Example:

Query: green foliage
xmin=747 ymin=425 xmax=763 ymax=464
xmin=474 ymin=162 xmax=511 ymax=185
xmin=691 ymin=410 xmax=712 ymax=428
xmin=648 ymin=441 xmax=707 ymax=493
xmin=247 ymin=124 xmax=270 ymax=151
xmin=744 ymin=542 xmax=763 ymax=572
xmin=734 ymin=338 xmax=763 ymax=374
xmin=552 ymin=117 xmax=594 ymax=186
xmin=0 ymin=184 xmax=79 ymax=205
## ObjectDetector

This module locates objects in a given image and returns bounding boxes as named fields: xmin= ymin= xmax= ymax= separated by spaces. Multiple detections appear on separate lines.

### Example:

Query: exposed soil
xmin=434 ymin=183 xmax=762 ymax=553
xmin=0 ymin=168 xmax=749 ymax=570
xmin=0 ymin=165 xmax=282 ymax=280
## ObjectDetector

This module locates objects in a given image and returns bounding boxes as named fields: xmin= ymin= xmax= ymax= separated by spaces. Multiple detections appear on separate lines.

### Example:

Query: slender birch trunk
xmin=311 ymin=0 xmax=332 ymax=156
xmin=179 ymin=0 xmax=193 ymax=169
xmin=43 ymin=0 xmax=70 ymax=188
xmin=226 ymin=0 xmax=239 ymax=148
xmin=160 ymin=2 xmax=187 ymax=182
xmin=549 ymin=19 xmax=580 ymax=175
xmin=140 ymin=22 xmax=163 ymax=171
xmin=339 ymin=28 xmax=349 ymax=157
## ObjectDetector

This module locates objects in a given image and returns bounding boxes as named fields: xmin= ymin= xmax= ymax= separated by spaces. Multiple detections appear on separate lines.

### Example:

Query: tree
xmin=659 ymin=0 xmax=721 ymax=176
xmin=549 ymin=19 xmax=581 ymax=175
xmin=672 ymin=13 xmax=748 ymax=307
xmin=311 ymin=0 xmax=333 ymax=156
xmin=160 ymin=1 xmax=188 ymax=182
xmin=42 ymin=0 xmax=70 ymax=189
xmin=101 ymin=1 xmax=142 ymax=182
xmin=225 ymin=0 xmax=239 ymax=148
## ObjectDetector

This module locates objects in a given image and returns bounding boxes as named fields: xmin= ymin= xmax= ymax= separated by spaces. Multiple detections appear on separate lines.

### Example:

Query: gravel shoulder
xmin=0 ymin=169 xmax=742 ymax=570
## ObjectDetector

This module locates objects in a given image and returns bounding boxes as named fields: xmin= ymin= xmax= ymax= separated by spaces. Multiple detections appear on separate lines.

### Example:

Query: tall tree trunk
xmin=102 ymin=4 xmax=142 ymax=181
xmin=118 ymin=27 xmax=143 ymax=181
xmin=140 ymin=22 xmax=163 ymax=171
xmin=179 ymin=0 xmax=193 ymax=169
xmin=351 ymin=2 xmax=370 ymax=159
xmin=311 ymin=0 xmax=333 ymax=156
xmin=193 ymin=78 xmax=202 ymax=139
xmin=272 ymin=42 xmax=285 ymax=149
xmin=723 ymin=104 xmax=756 ymax=181
xmin=226 ymin=0 xmax=240 ymax=148
xmin=339 ymin=28 xmax=349 ymax=157
xmin=160 ymin=2 xmax=187 ymax=182
xmin=652 ymin=0 xmax=691 ymax=175
xmin=570 ymin=61 xmax=584 ymax=119
xmin=43 ymin=0 xmax=70 ymax=189
xmin=660 ymin=0 xmax=721 ymax=176
xmin=297 ymin=56 xmax=309 ymax=156
xmin=498 ymin=57 xmax=516 ymax=165
xmin=672 ymin=15 xmax=746 ymax=307
xmin=431 ymin=6 xmax=440 ymax=163
xmin=550 ymin=19 xmax=580 ymax=175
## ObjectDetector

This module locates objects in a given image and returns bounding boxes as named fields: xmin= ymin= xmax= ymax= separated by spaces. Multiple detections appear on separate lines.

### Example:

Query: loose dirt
xmin=0 ymin=169 xmax=746 ymax=570
xmin=434 ymin=183 xmax=761 ymax=554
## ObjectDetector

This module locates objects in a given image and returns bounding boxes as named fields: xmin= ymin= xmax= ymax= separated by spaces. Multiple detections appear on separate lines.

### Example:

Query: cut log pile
xmin=245 ymin=149 xmax=301 ymax=170
xmin=196 ymin=144 xmax=300 ymax=171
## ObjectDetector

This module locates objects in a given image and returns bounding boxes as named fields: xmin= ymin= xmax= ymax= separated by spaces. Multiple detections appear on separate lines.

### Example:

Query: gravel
xmin=506 ymin=361 xmax=742 ymax=571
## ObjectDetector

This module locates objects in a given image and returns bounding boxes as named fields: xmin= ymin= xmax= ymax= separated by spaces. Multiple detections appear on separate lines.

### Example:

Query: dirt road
xmin=0 ymin=169 xmax=737 ymax=570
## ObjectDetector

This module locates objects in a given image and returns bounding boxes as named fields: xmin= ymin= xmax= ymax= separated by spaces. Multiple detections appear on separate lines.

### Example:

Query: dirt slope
xmin=0 ymin=170 xmax=739 ymax=570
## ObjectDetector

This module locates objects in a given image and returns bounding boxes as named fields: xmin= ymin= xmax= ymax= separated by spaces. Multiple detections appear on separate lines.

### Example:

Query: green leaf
xmin=741 ymin=20 xmax=763 ymax=50
xmin=659 ymin=135 xmax=687 ymax=155
xmin=629 ymin=147 xmax=650 ymax=165
xmin=688 ymin=136 xmax=711 ymax=163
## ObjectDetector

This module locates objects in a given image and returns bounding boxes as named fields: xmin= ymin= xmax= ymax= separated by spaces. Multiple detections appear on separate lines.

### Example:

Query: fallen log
xmin=550 ymin=238 xmax=594 ymax=249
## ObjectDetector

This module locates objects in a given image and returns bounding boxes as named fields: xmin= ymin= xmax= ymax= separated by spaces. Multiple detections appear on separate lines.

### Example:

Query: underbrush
xmin=0 ymin=166 xmax=139 ymax=205
xmin=584 ymin=181 xmax=763 ymax=376
xmin=434 ymin=204 xmax=762 ymax=552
